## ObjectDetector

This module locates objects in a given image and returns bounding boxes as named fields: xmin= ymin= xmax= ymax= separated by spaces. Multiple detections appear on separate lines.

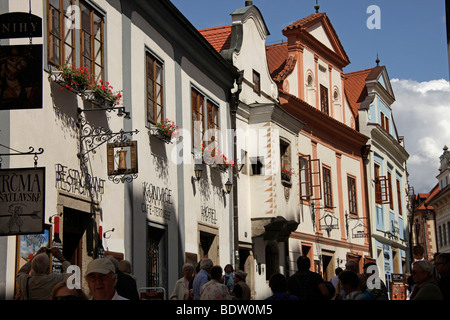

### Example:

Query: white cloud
xmin=391 ymin=78 xmax=450 ymax=193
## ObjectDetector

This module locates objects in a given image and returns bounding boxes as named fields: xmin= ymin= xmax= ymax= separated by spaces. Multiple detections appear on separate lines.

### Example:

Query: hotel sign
xmin=0 ymin=167 xmax=45 ymax=236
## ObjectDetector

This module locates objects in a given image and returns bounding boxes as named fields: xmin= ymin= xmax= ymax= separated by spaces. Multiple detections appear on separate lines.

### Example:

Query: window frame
xmin=79 ymin=1 xmax=104 ymax=83
xmin=347 ymin=175 xmax=358 ymax=215
xmin=253 ymin=69 xmax=261 ymax=95
xmin=47 ymin=0 xmax=76 ymax=68
xmin=322 ymin=165 xmax=333 ymax=208
xmin=146 ymin=52 xmax=164 ymax=125
xmin=191 ymin=87 xmax=220 ymax=150
xmin=46 ymin=0 xmax=105 ymax=82
xmin=320 ymin=84 xmax=329 ymax=115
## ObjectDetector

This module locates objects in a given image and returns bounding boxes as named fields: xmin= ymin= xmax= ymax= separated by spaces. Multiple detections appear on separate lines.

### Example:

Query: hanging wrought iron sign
xmin=319 ymin=212 xmax=339 ymax=232
xmin=107 ymin=140 xmax=138 ymax=184
xmin=345 ymin=211 xmax=370 ymax=239
xmin=0 ymin=167 xmax=45 ymax=236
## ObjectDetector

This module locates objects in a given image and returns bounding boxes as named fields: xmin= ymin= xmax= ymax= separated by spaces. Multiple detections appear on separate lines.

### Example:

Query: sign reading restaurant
xmin=0 ymin=167 xmax=45 ymax=236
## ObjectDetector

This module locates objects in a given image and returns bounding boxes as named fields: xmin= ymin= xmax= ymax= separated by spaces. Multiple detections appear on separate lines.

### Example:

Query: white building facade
xmin=0 ymin=0 xmax=239 ymax=299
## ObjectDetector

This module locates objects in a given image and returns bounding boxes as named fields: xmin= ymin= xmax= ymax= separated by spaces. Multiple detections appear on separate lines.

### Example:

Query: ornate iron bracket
xmin=77 ymin=108 xmax=139 ymax=184
xmin=0 ymin=144 xmax=44 ymax=168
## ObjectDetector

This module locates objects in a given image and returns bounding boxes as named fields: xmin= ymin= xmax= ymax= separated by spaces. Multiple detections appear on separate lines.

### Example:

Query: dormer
xmin=438 ymin=146 xmax=450 ymax=189
xmin=219 ymin=1 xmax=279 ymax=104
xmin=345 ymin=64 xmax=397 ymax=138
xmin=267 ymin=11 xmax=351 ymax=124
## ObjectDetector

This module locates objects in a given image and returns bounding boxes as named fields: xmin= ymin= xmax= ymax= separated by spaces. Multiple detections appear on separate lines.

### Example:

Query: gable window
xmin=253 ymin=70 xmax=260 ymax=95
xmin=146 ymin=52 xmax=164 ymax=125
xmin=47 ymin=0 xmax=104 ymax=82
xmin=320 ymin=84 xmax=329 ymax=115
xmin=348 ymin=176 xmax=357 ymax=215
xmin=380 ymin=112 xmax=390 ymax=134
xmin=323 ymin=166 xmax=333 ymax=208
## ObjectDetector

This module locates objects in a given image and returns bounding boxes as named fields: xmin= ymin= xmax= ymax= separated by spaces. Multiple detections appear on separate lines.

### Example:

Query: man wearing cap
xmin=233 ymin=270 xmax=251 ymax=300
xmin=85 ymin=258 xmax=128 ymax=300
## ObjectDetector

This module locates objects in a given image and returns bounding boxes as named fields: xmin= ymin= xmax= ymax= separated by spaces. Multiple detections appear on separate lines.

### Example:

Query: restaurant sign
xmin=0 ymin=167 xmax=45 ymax=236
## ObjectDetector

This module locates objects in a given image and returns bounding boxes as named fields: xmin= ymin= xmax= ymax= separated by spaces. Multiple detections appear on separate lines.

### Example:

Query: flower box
xmin=87 ymin=80 xmax=122 ymax=108
xmin=149 ymin=119 xmax=179 ymax=144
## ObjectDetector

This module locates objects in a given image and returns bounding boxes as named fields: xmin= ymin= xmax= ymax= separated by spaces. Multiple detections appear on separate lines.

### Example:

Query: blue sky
xmin=171 ymin=0 xmax=450 ymax=193
xmin=171 ymin=0 xmax=448 ymax=82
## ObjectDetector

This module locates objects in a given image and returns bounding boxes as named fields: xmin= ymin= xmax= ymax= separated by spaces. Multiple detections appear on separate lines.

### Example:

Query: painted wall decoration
xmin=0 ymin=44 xmax=42 ymax=110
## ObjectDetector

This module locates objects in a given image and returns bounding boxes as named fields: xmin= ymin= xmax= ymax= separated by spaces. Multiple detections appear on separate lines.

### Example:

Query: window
xmin=280 ymin=139 xmax=291 ymax=183
xmin=47 ymin=0 xmax=75 ymax=67
xmin=206 ymin=100 xmax=219 ymax=144
xmin=80 ymin=2 xmax=104 ymax=82
xmin=191 ymin=88 xmax=219 ymax=148
xmin=191 ymin=88 xmax=205 ymax=148
xmin=323 ymin=166 xmax=333 ymax=208
xmin=299 ymin=155 xmax=322 ymax=201
xmin=250 ymin=157 xmax=264 ymax=175
xmin=348 ymin=176 xmax=357 ymax=215
xmin=47 ymin=0 xmax=104 ymax=81
xmin=396 ymin=179 xmax=402 ymax=215
xmin=320 ymin=84 xmax=329 ymax=115
xmin=380 ymin=112 xmax=390 ymax=134
xmin=374 ymin=163 xmax=390 ymax=205
xmin=146 ymin=53 xmax=164 ymax=125
xmin=253 ymin=70 xmax=260 ymax=95
xmin=388 ymin=172 xmax=393 ymax=210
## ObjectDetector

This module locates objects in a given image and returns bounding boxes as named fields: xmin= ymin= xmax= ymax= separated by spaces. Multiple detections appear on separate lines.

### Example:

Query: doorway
xmin=62 ymin=207 xmax=92 ymax=266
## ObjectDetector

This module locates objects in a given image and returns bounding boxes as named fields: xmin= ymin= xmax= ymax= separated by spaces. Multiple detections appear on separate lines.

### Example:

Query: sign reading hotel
xmin=0 ymin=167 xmax=45 ymax=236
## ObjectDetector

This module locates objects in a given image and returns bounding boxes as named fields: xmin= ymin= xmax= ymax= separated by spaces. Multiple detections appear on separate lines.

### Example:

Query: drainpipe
xmin=231 ymin=71 xmax=244 ymax=269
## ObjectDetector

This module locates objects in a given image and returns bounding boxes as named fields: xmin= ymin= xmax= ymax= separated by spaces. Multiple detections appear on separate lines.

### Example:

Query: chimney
xmin=245 ymin=1 xmax=253 ymax=6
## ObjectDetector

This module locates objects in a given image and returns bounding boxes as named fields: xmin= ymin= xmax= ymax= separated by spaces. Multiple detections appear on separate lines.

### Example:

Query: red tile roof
xmin=344 ymin=66 xmax=385 ymax=118
xmin=198 ymin=25 xmax=232 ymax=53
xmin=266 ymin=42 xmax=289 ymax=80
xmin=283 ymin=12 xmax=327 ymax=31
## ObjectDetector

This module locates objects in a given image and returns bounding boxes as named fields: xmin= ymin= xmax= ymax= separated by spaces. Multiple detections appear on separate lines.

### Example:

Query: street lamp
xmin=194 ymin=165 xmax=203 ymax=181
xmin=225 ymin=179 xmax=233 ymax=194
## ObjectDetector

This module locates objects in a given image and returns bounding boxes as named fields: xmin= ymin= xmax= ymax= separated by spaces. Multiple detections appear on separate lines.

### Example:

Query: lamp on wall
xmin=225 ymin=179 xmax=233 ymax=194
xmin=194 ymin=164 xmax=203 ymax=181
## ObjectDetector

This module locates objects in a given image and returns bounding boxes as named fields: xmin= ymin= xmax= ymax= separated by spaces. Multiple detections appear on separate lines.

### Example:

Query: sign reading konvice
xmin=0 ymin=167 xmax=45 ymax=236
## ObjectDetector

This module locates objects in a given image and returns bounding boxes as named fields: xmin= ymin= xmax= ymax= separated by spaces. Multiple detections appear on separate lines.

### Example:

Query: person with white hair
xmin=410 ymin=260 xmax=443 ymax=300
xmin=170 ymin=263 xmax=195 ymax=300
xmin=15 ymin=246 xmax=70 ymax=300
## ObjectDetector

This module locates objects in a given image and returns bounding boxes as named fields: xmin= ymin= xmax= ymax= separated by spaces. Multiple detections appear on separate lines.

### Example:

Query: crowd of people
xmin=14 ymin=246 xmax=450 ymax=301
xmin=15 ymin=247 xmax=139 ymax=300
